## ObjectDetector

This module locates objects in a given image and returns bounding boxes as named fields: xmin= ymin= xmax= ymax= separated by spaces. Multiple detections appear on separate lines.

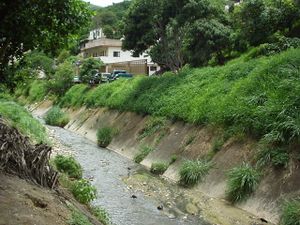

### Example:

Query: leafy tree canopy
xmin=0 ymin=0 xmax=92 ymax=81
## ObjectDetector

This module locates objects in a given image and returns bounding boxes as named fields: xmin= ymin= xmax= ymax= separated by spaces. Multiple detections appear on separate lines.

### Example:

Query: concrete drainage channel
xmin=48 ymin=125 xmax=210 ymax=225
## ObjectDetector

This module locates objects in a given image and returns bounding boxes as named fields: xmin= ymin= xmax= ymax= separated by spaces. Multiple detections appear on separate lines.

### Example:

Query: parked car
xmin=73 ymin=76 xmax=81 ymax=83
xmin=100 ymin=73 xmax=111 ymax=83
xmin=111 ymin=70 xmax=127 ymax=80
xmin=115 ymin=73 xmax=133 ymax=79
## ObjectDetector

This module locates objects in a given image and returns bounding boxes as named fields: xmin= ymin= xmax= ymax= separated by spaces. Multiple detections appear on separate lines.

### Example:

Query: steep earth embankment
xmin=32 ymin=100 xmax=300 ymax=224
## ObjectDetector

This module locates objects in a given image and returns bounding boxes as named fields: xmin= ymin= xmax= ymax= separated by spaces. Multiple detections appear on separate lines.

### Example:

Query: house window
xmin=99 ymin=51 xmax=107 ymax=56
xmin=150 ymin=66 xmax=157 ymax=71
xmin=113 ymin=51 xmax=120 ymax=57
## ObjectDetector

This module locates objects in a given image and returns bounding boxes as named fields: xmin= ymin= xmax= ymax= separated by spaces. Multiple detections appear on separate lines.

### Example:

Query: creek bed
xmin=49 ymin=125 xmax=210 ymax=225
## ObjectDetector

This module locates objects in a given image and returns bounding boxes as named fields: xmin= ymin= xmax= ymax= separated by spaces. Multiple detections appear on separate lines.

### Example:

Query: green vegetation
xmin=90 ymin=206 xmax=112 ymax=225
xmin=179 ymin=160 xmax=212 ymax=186
xmin=185 ymin=135 xmax=196 ymax=146
xmin=56 ymin=48 xmax=300 ymax=146
xmin=0 ymin=100 xmax=48 ymax=143
xmin=44 ymin=106 xmax=69 ymax=127
xmin=96 ymin=127 xmax=117 ymax=148
xmin=71 ymin=179 xmax=97 ymax=204
xmin=68 ymin=210 xmax=93 ymax=225
xmin=138 ymin=116 xmax=166 ymax=139
xmin=53 ymin=155 xmax=82 ymax=179
xmin=280 ymin=199 xmax=300 ymax=225
xmin=134 ymin=146 xmax=154 ymax=163
xmin=170 ymin=155 xmax=178 ymax=164
xmin=211 ymin=137 xmax=224 ymax=153
xmin=257 ymin=146 xmax=290 ymax=169
xmin=79 ymin=58 xmax=103 ymax=83
xmin=59 ymin=84 xmax=89 ymax=108
xmin=226 ymin=164 xmax=261 ymax=203
xmin=150 ymin=162 xmax=169 ymax=175
xmin=28 ymin=80 xmax=48 ymax=102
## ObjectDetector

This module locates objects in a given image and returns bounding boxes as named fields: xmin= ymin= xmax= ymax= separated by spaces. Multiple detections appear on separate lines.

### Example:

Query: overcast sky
xmin=83 ymin=0 xmax=124 ymax=7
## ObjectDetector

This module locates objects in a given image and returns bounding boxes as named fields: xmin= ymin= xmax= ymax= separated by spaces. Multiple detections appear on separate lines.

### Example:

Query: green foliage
xmin=90 ymin=206 xmax=112 ymax=225
xmin=185 ymin=135 xmax=196 ymax=146
xmin=28 ymin=80 xmax=48 ymax=102
xmin=150 ymin=162 xmax=169 ymax=175
xmin=71 ymin=179 xmax=97 ymax=204
xmin=134 ymin=146 xmax=154 ymax=163
xmin=79 ymin=58 xmax=103 ymax=83
xmin=59 ymin=84 xmax=89 ymax=108
xmin=68 ymin=210 xmax=93 ymax=225
xmin=57 ymin=48 xmax=300 ymax=145
xmin=0 ymin=0 xmax=92 ymax=81
xmin=0 ymin=101 xmax=48 ymax=143
xmin=49 ymin=61 xmax=74 ymax=96
xmin=54 ymin=155 xmax=82 ymax=179
xmin=211 ymin=138 xmax=224 ymax=152
xmin=44 ymin=106 xmax=69 ymax=127
xmin=280 ymin=198 xmax=300 ymax=225
xmin=226 ymin=164 xmax=261 ymax=203
xmin=179 ymin=160 xmax=212 ymax=186
xmin=57 ymin=50 xmax=71 ymax=64
xmin=257 ymin=146 xmax=289 ymax=168
xmin=139 ymin=117 xmax=166 ymax=139
xmin=23 ymin=51 xmax=55 ymax=76
xmin=170 ymin=155 xmax=178 ymax=164
xmin=96 ymin=127 xmax=116 ymax=148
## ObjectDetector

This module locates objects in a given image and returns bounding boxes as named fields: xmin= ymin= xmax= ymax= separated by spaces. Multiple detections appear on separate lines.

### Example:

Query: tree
xmin=0 ymin=0 xmax=92 ymax=82
xmin=122 ymin=0 xmax=230 ymax=70
xmin=79 ymin=58 xmax=103 ymax=83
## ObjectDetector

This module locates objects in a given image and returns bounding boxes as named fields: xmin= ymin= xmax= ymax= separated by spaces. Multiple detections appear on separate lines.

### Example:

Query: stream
xmin=48 ymin=125 xmax=210 ymax=225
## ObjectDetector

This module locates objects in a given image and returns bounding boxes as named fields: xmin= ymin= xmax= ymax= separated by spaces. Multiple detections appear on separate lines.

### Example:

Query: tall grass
xmin=27 ymin=80 xmax=48 ymax=102
xmin=0 ymin=100 xmax=48 ymax=143
xmin=44 ymin=106 xmax=69 ymax=127
xmin=281 ymin=199 xmax=300 ymax=225
xmin=57 ymin=48 xmax=300 ymax=145
xmin=226 ymin=164 xmax=261 ymax=203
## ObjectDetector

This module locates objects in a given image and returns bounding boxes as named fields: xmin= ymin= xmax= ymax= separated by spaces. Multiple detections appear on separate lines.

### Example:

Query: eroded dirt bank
xmin=31 ymin=101 xmax=300 ymax=224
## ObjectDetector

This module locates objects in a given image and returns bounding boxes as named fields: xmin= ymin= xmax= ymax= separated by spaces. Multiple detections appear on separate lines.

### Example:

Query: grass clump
xmin=71 ymin=179 xmax=97 ymax=204
xmin=179 ymin=160 xmax=212 ymax=186
xmin=97 ymin=127 xmax=117 ymax=148
xmin=44 ymin=106 xmax=69 ymax=127
xmin=226 ymin=163 xmax=261 ymax=203
xmin=138 ymin=116 xmax=166 ymax=139
xmin=53 ymin=155 xmax=82 ymax=179
xmin=150 ymin=162 xmax=169 ymax=175
xmin=211 ymin=137 xmax=224 ymax=152
xmin=68 ymin=210 xmax=93 ymax=225
xmin=134 ymin=145 xmax=154 ymax=163
xmin=90 ymin=206 xmax=112 ymax=225
xmin=27 ymin=80 xmax=48 ymax=102
xmin=257 ymin=146 xmax=290 ymax=169
xmin=280 ymin=199 xmax=300 ymax=225
xmin=0 ymin=101 xmax=48 ymax=143
xmin=170 ymin=154 xmax=178 ymax=164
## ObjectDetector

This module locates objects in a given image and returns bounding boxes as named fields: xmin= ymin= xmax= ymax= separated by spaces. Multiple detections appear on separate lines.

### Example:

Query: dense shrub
xmin=133 ymin=146 xmax=154 ymax=163
xmin=44 ymin=106 xmax=69 ymax=127
xmin=0 ymin=101 xmax=48 ymax=143
xmin=179 ymin=160 xmax=212 ymax=186
xmin=59 ymin=84 xmax=89 ymax=108
xmin=28 ymin=80 xmax=48 ymax=102
xmin=280 ymin=199 xmax=300 ymax=225
xmin=48 ymin=62 xmax=74 ymax=96
xmin=79 ymin=58 xmax=103 ymax=83
xmin=71 ymin=179 xmax=97 ymax=204
xmin=150 ymin=162 xmax=169 ymax=175
xmin=53 ymin=155 xmax=82 ymax=179
xmin=257 ymin=147 xmax=289 ymax=168
xmin=96 ymin=127 xmax=116 ymax=148
xmin=226 ymin=164 xmax=261 ymax=203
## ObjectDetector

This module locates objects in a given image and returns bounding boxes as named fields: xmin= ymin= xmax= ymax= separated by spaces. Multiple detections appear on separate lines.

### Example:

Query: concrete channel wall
xmin=32 ymin=101 xmax=300 ymax=224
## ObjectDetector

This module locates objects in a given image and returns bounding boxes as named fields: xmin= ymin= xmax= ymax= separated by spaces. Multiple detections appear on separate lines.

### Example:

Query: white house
xmin=80 ymin=29 xmax=160 ymax=75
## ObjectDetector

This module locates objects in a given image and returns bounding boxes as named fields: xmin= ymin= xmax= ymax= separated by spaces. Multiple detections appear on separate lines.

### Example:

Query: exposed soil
xmin=0 ymin=173 xmax=70 ymax=225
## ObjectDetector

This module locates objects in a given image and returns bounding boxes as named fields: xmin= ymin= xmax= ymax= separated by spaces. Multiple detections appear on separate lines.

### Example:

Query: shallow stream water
xmin=48 ymin=125 xmax=211 ymax=225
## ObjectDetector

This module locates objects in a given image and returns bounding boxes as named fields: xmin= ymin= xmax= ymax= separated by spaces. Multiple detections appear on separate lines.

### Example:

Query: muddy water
xmin=49 ymin=126 xmax=209 ymax=225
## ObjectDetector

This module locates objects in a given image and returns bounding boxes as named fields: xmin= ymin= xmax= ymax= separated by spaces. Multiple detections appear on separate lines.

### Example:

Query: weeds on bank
xmin=256 ymin=146 xmax=290 ymax=169
xmin=179 ymin=160 xmax=212 ymax=186
xmin=97 ymin=127 xmax=118 ymax=148
xmin=138 ymin=117 xmax=166 ymax=140
xmin=226 ymin=163 xmax=261 ymax=203
xmin=68 ymin=210 xmax=93 ymax=225
xmin=71 ymin=179 xmax=97 ymax=204
xmin=150 ymin=162 xmax=169 ymax=175
xmin=134 ymin=145 xmax=154 ymax=163
xmin=280 ymin=198 xmax=300 ymax=225
xmin=53 ymin=155 xmax=82 ymax=179
xmin=44 ymin=106 xmax=69 ymax=127
xmin=90 ymin=206 xmax=112 ymax=225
